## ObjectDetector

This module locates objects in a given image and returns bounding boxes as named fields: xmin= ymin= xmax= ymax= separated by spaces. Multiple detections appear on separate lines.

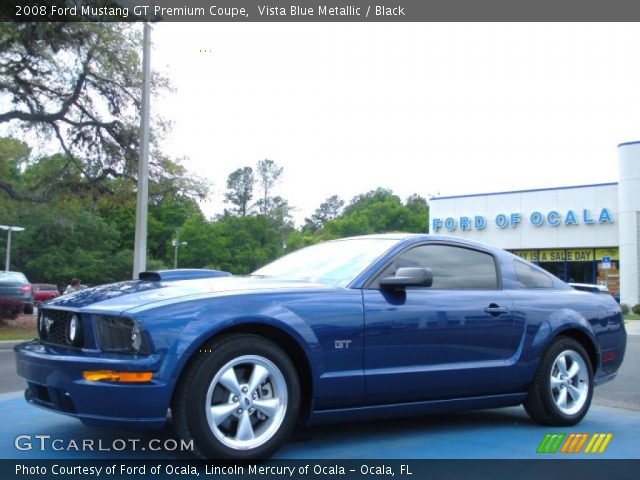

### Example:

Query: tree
xmin=224 ymin=167 xmax=254 ymax=216
xmin=321 ymin=188 xmax=429 ymax=238
xmin=255 ymin=159 xmax=283 ymax=214
xmin=404 ymin=194 xmax=430 ymax=232
xmin=0 ymin=23 xmax=205 ymax=202
xmin=303 ymin=194 xmax=344 ymax=232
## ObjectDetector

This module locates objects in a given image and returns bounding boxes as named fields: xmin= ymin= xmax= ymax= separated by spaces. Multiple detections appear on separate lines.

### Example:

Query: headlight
xmin=94 ymin=316 xmax=149 ymax=354
xmin=131 ymin=322 xmax=142 ymax=352
xmin=37 ymin=309 xmax=43 ymax=334
xmin=64 ymin=314 xmax=83 ymax=347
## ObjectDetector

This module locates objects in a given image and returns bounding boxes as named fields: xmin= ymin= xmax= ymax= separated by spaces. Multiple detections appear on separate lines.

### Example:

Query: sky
xmin=151 ymin=22 xmax=640 ymax=225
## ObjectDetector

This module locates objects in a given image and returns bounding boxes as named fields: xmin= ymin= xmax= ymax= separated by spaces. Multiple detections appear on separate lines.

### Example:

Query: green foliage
xmin=224 ymin=167 xmax=254 ymax=216
xmin=179 ymin=214 xmax=286 ymax=274
xmin=620 ymin=304 xmax=630 ymax=315
xmin=1 ymin=135 xmax=430 ymax=284
xmin=304 ymin=195 xmax=344 ymax=233
xmin=320 ymin=188 xmax=429 ymax=239
xmin=632 ymin=304 xmax=640 ymax=315
xmin=256 ymin=159 xmax=283 ymax=214
xmin=0 ymin=23 xmax=206 ymax=202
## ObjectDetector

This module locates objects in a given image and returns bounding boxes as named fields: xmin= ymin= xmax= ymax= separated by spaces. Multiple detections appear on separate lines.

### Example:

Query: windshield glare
xmin=252 ymin=238 xmax=399 ymax=286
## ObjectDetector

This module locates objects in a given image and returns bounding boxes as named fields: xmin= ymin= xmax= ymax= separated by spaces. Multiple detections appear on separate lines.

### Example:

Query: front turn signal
xmin=83 ymin=370 xmax=153 ymax=383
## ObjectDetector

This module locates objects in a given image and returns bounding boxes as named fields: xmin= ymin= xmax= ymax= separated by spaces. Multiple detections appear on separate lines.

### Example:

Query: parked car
xmin=569 ymin=282 xmax=613 ymax=297
xmin=14 ymin=235 xmax=626 ymax=459
xmin=32 ymin=283 xmax=60 ymax=306
xmin=0 ymin=271 xmax=34 ymax=314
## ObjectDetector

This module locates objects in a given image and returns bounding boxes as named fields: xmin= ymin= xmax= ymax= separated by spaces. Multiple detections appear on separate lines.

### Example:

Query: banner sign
xmin=511 ymin=248 xmax=618 ymax=263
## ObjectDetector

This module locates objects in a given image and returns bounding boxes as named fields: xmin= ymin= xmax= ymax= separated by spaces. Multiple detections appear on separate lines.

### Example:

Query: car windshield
xmin=252 ymin=238 xmax=400 ymax=286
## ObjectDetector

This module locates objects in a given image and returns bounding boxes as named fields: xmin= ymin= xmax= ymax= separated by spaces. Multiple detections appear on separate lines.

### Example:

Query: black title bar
xmin=3 ymin=0 xmax=640 ymax=22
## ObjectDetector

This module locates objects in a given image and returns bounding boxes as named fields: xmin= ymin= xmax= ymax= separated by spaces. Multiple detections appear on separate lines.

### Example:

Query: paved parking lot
xmin=0 ymin=394 xmax=638 ymax=459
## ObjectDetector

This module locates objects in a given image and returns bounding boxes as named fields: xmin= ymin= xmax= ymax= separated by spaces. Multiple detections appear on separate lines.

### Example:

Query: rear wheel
xmin=173 ymin=335 xmax=300 ymax=459
xmin=524 ymin=337 xmax=593 ymax=426
xmin=23 ymin=304 xmax=34 ymax=315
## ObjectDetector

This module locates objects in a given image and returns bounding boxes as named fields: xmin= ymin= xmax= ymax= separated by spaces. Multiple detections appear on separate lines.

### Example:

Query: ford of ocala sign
xmin=431 ymin=208 xmax=614 ymax=233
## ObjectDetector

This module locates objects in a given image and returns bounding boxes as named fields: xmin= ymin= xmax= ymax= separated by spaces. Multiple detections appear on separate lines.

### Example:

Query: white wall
xmin=429 ymin=184 xmax=619 ymax=250
xmin=618 ymin=142 xmax=640 ymax=307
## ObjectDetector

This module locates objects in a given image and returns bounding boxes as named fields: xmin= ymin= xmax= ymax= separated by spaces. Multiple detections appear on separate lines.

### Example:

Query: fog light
xmin=83 ymin=371 xmax=153 ymax=382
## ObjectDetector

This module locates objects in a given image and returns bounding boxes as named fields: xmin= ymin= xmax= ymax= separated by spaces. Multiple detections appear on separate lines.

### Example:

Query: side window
xmin=514 ymin=260 xmax=554 ymax=289
xmin=392 ymin=244 xmax=498 ymax=290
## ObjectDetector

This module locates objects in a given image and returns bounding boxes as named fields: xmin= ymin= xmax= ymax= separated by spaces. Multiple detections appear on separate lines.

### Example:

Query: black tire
xmin=23 ymin=304 xmax=34 ymax=315
xmin=172 ymin=334 xmax=300 ymax=459
xmin=524 ymin=337 xmax=593 ymax=426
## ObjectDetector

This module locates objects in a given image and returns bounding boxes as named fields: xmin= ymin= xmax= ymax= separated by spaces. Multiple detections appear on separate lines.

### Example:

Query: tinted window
xmin=514 ymin=261 xmax=554 ymax=289
xmin=393 ymin=244 xmax=498 ymax=290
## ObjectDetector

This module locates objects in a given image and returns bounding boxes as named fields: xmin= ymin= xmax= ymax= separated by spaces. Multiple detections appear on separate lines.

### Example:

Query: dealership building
xmin=429 ymin=141 xmax=640 ymax=307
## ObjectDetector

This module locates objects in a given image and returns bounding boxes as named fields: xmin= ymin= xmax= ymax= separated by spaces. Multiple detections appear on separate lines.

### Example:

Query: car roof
xmin=329 ymin=233 xmax=506 ymax=248
xmin=326 ymin=233 xmax=525 ymax=264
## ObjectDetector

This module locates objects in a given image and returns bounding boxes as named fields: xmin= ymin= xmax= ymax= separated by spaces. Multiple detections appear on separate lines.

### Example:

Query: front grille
xmin=39 ymin=309 xmax=75 ymax=347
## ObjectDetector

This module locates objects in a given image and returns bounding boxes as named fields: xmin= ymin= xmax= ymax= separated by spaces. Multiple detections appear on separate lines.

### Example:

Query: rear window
xmin=0 ymin=272 xmax=28 ymax=283
xmin=514 ymin=261 xmax=554 ymax=289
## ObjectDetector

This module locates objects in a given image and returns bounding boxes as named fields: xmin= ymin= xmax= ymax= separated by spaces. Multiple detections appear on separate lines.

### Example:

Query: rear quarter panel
xmin=501 ymin=288 xmax=625 ymax=392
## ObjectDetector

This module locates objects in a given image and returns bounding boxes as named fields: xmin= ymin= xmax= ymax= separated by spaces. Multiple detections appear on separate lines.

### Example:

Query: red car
xmin=32 ymin=283 xmax=59 ymax=305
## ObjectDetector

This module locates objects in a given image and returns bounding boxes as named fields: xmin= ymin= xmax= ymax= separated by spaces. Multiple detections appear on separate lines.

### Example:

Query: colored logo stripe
xmin=560 ymin=433 xmax=589 ymax=453
xmin=584 ymin=433 xmax=613 ymax=454
xmin=538 ymin=433 xmax=613 ymax=454
xmin=537 ymin=433 xmax=566 ymax=453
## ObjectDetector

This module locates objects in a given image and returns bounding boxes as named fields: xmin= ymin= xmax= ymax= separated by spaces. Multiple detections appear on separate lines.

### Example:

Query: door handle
xmin=484 ymin=304 xmax=510 ymax=316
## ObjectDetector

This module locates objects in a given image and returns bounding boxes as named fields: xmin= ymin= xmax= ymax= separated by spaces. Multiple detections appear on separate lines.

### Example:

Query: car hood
xmin=42 ymin=276 xmax=330 ymax=314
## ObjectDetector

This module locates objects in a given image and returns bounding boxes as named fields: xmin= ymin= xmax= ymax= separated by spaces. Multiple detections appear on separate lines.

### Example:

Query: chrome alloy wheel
xmin=205 ymin=355 xmax=288 ymax=450
xmin=550 ymin=349 xmax=589 ymax=416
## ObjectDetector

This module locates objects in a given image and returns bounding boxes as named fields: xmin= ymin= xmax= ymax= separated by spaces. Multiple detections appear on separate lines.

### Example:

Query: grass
xmin=0 ymin=326 xmax=36 ymax=341
xmin=625 ymin=314 xmax=640 ymax=321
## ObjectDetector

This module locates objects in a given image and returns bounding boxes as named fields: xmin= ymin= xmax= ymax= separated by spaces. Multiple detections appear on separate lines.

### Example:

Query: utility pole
xmin=133 ymin=22 xmax=151 ymax=279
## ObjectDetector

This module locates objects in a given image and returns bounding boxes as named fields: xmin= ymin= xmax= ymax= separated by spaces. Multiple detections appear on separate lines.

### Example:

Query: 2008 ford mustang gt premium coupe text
xmin=15 ymin=234 xmax=626 ymax=459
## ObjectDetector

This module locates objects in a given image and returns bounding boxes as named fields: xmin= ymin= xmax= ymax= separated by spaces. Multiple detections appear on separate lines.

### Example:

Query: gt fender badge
xmin=335 ymin=340 xmax=352 ymax=349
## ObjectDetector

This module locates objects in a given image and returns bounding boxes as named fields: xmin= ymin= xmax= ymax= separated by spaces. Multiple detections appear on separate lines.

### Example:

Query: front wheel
xmin=524 ymin=337 xmax=593 ymax=426
xmin=173 ymin=335 xmax=300 ymax=459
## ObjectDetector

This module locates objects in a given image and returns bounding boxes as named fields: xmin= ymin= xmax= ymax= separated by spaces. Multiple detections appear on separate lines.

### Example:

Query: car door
xmin=363 ymin=243 xmax=516 ymax=404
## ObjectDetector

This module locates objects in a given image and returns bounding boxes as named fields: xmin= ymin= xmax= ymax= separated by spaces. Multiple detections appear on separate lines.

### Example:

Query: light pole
xmin=0 ymin=225 xmax=25 ymax=272
xmin=132 ymin=21 xmax=152 ymax=279
xmin=172 ymin=238 xmax=188 ymax=269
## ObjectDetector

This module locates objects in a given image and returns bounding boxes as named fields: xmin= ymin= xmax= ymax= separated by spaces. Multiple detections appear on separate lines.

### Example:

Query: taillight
xmin=20 ymin=285 xmax=31 ymax=292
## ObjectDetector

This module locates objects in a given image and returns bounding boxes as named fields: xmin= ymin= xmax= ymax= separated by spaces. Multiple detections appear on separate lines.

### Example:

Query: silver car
xmin=0 ymin=271 xmax=34 ymax=314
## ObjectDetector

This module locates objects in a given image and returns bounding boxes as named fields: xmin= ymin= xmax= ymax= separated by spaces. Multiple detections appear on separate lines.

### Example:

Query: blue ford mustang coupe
xmin=15 ymin=234 xmax=626 ymax=459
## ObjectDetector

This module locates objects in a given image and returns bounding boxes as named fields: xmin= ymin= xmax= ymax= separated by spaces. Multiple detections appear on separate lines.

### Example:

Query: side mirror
xmin=379 ymin=267 xmax=433 ymax=289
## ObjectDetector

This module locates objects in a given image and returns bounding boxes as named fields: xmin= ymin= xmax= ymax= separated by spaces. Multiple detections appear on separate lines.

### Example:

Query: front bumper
xmin=14 ymin=340 xmax=171 ymax=429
